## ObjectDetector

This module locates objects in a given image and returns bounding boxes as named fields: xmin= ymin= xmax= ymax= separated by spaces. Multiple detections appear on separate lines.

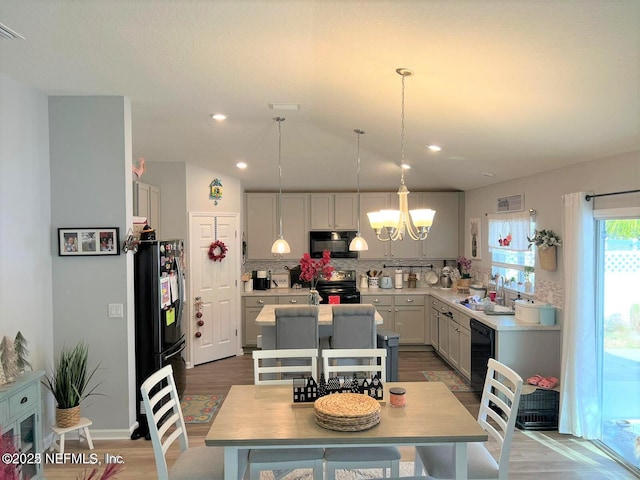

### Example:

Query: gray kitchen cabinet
xmin=0 ymin=371 xmax=44 ymax=479
xmin=362 ymin=294 xmax=394 ymax=331
xmin=310 ymin=193 xmax=357 ymax=230
xmin=438 ymin=312 xmax=449 ymax=361
xmin=458 ymin=314 xmax=471 ymax=380
xmin=245 ymin=193 xmax=277 ymax=260
xmin=245 ymin=193 xmax=308 ymax=260
xmin=242 ymin=296 xmax=277 ymax=347
xmin=134 ymin=181 xmax=160 ymax=235
xmin=418 ymin=192 xmax=461 ymax=259
xmin=394 ymin=295 xmax=425 ymax=344
xmin=280 ymin=194 xmax=309 ymax=260
xmin=363 ymin=294 xmax=425 ymax=344
xmin=429 ymin=296 xmax=439 ymax=350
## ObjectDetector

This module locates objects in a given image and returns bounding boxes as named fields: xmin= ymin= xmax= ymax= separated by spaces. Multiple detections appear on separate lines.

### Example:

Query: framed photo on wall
xmin=58 ymin=227 xmax=120 ymax=256
xmin=468 ymin=217 xmax=482 ymax=260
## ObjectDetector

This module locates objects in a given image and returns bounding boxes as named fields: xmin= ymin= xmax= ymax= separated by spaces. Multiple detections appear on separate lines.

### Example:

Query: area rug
xmin=422 ymin=370 xmax=473 ymax=392
xmin=180 ymin=394 xmax=224 ymax=423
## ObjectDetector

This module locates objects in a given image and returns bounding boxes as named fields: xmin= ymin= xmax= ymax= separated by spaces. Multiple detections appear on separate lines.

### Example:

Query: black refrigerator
xmin=132 ymin=239 xmax=186 ymax=440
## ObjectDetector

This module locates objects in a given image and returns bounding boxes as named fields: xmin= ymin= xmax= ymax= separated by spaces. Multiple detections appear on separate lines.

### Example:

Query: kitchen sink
xmin=484 ymin=305 xmax=515 ymax=315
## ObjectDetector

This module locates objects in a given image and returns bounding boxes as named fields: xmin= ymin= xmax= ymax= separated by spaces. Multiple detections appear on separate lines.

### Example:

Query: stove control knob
xmin=197 ymin=319 xmax=204 ymax=327
xmin=195 ymin=331 xmax=202 ymax=338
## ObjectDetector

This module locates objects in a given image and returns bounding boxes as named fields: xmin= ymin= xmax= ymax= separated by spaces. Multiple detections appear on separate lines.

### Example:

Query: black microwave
xmin=309 ymin=231 xmax=358 ymax=258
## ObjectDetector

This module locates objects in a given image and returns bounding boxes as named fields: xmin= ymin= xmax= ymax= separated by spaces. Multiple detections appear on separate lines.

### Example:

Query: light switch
xmin=108 ymin=303 xmax=124 ymax=318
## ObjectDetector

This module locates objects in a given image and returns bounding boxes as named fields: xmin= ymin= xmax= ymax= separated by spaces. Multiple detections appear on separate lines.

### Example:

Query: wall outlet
xmin=547 ymin=292 xmax=554 ymax=304
xmin=108 ymin=303 xmax=124 ymax=318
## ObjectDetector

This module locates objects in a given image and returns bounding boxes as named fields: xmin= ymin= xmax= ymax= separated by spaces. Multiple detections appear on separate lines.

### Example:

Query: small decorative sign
xmin=496 ymin=193 xmax=524 ymax=213
xmin=209 ymin=178 xmax=223 ymax=205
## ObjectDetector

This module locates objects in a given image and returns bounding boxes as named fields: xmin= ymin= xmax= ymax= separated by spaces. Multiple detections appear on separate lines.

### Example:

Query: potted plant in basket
xmin=527 ymin=229 xmax=562 ymax=271
xmin=457 ymin=256 xmax=473 ymax=287
xmin=43 ymin=341 xmax=102 ymax=428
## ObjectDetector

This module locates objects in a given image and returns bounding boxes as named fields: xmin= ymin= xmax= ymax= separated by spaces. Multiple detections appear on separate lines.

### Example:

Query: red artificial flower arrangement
xmin=299 ymin=250 xmax=334 ymax=289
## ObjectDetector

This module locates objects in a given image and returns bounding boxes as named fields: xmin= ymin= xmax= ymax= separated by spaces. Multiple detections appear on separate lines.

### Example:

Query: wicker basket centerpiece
xmin=314 ymin=393 xmax=381 ymax=431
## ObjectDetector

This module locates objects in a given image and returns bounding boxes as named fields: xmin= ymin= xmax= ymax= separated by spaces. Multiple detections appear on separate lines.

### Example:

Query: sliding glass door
xmin=596 ymin=216 xmax=640 ymax=473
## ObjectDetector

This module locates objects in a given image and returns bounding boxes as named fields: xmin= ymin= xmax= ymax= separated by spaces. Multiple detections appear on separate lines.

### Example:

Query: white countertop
xmin=243 ymin=286 xmax=560 ymax=331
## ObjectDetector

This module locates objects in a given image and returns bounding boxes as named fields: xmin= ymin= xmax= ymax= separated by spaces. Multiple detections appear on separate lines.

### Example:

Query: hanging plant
xmin=208 ymin=240 xmax=228 ymax=262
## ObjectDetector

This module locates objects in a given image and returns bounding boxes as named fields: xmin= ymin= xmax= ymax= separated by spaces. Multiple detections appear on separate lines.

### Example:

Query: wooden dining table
xmin=205 ymin=382 xmax=488 ymax=480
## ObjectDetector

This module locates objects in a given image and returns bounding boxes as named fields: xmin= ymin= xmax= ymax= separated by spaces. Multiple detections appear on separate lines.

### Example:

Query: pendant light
xmin=271 ymin=117 xmax=291 ymax=255
xmin=349 ymin=129 xmax=368 ymax=251
xmin=367 ymin=68 xmax=436 ymax=241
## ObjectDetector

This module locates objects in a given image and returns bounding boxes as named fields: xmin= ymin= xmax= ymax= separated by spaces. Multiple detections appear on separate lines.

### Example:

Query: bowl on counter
xmin=469 ymin=284 xmax=487 ymax=298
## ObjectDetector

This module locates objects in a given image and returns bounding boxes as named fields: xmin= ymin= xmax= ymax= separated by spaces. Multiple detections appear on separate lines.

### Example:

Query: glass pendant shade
xmin=271 ymin=237 xmax=291 ymax=254
xmin=349 ymin=235 xmax=368 ymax=251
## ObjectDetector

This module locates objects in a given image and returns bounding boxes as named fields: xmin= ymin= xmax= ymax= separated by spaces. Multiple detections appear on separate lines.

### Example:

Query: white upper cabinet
xmin=310 ymin=193 xmax=357 ymax=230
xmin=280 ymin=193 xmax=309 ymax=260
xmin=358 ymin=192 xmax=391 ymax=259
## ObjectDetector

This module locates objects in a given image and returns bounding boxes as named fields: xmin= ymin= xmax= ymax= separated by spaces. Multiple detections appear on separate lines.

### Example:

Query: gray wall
xmin=143 ymin=161 xmax=243 ymax=364
xmin=0 ymin=73 xmax=54 ymax=388
xmin=49 ymin=96 xmax=135 ymax=434
xmin=463 ymin=150 xmax=640 ymax=308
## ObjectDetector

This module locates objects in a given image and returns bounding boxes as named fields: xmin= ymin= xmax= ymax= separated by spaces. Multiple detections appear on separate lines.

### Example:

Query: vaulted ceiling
xmin=1 ymin=1 xmax=638 ymax=192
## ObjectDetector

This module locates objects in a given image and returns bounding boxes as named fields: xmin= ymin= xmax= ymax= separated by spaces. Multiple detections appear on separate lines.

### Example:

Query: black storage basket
xmin=516 ymin=388 xmax=559 ymax=430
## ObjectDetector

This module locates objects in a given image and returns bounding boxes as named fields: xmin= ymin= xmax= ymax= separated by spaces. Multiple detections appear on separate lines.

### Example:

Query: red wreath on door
xmin=208 ymin=240 xmax=228 ymax=262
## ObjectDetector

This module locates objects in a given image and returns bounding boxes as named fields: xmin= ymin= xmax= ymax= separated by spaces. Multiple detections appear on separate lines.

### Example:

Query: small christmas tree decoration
xmin=0 ymin=362 xmax=6 ymax=386
xmin=14 ymin=331 xmax=32 ymax=373
xmin=0 ymin=336 xmax=19 ymax=382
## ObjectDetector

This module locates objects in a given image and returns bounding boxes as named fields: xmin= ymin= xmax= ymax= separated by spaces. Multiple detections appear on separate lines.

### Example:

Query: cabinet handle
xmin=289 ymin=300 xmax=298 ymax=304
xmin=258 ymin=300 xmax=264 ymax=304
xmin=406 ymin=298 xmax=414 ymax=303
xmin=21 ymin=396 xmax=28 ymax=404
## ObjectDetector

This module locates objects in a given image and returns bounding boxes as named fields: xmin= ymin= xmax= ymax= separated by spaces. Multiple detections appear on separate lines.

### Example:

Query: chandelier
xmin=270 ymin=117 xmax=291 ymax=255
xmin=367 ymin=68 xmax=436 ymax=241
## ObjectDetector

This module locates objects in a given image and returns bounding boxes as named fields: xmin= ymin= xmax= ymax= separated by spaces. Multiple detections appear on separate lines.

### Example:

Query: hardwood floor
xmin=43 ymin=351 xmax=637 ymax=479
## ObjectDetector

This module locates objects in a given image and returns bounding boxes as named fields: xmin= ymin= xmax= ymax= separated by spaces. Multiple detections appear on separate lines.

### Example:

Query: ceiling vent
xmin=0 ymin=22 xmax=25 ymax=40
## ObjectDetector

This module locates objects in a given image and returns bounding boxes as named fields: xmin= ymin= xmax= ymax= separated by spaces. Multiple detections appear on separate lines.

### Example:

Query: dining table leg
xmin=224 ymin=446 xmax=240 ymax=480
xmin=454 ymin=443 xmax=468 ymax=480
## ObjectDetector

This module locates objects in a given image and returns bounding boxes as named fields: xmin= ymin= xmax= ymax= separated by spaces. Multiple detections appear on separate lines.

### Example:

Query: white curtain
xmin=559 ymin=192 xmax=600 ymax=438
xmin=487 ymin=211 xmax=531 ymax=251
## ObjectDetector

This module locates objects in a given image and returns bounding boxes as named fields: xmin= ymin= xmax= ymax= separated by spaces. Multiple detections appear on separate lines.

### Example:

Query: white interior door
xmin=189 ymin=212 xmax=240 ymax=365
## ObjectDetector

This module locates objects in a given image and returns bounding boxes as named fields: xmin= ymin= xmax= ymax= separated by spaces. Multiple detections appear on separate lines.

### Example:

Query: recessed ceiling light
xmin=268 ymin=103 xmax=301 ymax=111
xmin=401 ymin=163 xmax=411 ymax=170
xmin=481 ymin=172 xmax=495 ymax=177
xmin=210 ymin=113 xmax=227 ymax=121
xmin=427 ymin=145 xmax=442 ymax=152
xmin=236 ymin=162 xmax=247 ymax=169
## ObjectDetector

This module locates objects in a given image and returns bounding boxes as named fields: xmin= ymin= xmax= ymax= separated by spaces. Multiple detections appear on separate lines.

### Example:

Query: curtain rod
xmin=585 ymin=189 xmax=640 ymax=201
xmin=485 ymin=208 xmax=536 ymax=216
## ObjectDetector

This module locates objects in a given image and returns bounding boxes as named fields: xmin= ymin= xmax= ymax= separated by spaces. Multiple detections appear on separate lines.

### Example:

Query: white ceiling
xmin=1 ymin=1 xmax=638 ymax=192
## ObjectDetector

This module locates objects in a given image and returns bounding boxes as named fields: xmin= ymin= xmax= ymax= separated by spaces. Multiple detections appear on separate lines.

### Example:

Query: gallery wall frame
xmin=58 ymin=227 xmax=120 ymax=256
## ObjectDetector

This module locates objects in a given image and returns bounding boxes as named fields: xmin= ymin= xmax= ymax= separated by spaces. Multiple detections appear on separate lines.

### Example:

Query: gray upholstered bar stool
xmin=275 ymin=306 xmax=319 ymax=349
xmin=329 ymin=304 xmax=376 ymax=349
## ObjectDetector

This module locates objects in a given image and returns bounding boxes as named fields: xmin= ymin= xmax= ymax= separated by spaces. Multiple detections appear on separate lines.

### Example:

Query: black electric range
xmin=316 ymin=270 xmax=360 ymax=304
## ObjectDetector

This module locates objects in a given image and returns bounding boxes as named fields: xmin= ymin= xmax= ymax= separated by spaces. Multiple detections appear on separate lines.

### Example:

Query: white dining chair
xmin=414 ymin=358 xmax=524 ymax=480
xmin=140 ymin=365 xmax=248 ymax=480
xmin=249 ymin=348 xmax=324 ymax=480
xmin=321 ymin=348 xmax=400 ymax=480
xmin=252 ymin=348 xmax=318 ymax=385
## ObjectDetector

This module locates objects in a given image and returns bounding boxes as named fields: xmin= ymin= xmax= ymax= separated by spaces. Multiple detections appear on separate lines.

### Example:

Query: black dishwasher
xmin=470 ymin=319 xmax=496 ymax=396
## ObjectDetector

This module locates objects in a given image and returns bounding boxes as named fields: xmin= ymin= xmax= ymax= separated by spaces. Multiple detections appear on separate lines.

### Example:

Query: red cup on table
xmin=489 ymin=291 xmax=497 ymax=302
